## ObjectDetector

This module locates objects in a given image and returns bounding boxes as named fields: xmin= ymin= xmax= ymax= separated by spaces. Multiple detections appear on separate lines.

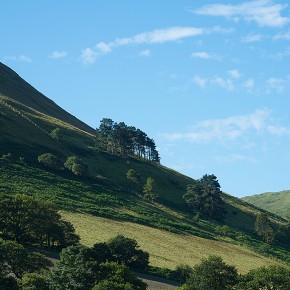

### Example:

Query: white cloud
xmin=80 ymin=48 xmax=98 ymax=65
xmin=161 ymin=109 xmax=270 ymax=143
xmin=139 ymin=49 xmax=151 ymax=57
xmin=228 ymin=69 xmax=241 ymax=79
xmin=215 ymin=154 xmax=258 ymax=164
xmin=194 ymin=0 xmax=289 ymax=27
xmin=243 ymin=78 xmax=255 ymax=89
xmin=50 ymin=50 xmax=67 ymax=59
xmin=267 ymin=125 xmax=290 ymax=136
xmin=211 ymin=76 xmax=234 ymax=91
xmin=242 ymin=34 xmax=263 ymax=43
xmin=192 ymin=76 xmax=207 ymax=88
xmin=96 ymin=42 xmax=112 ymax=54
xmin=4 ymin=55 xmax=32 ymax=62
xmin=266 ymin=77 xmax=288 ymax=93
xmin=273 ymin=29 xmax=290 ymax=40
xmin=191 ymin=52 xmax=210 ymax=59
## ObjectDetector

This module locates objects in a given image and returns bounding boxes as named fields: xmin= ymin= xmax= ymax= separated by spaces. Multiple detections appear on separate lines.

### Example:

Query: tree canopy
xmin=96 ymin=118 xmax=160 ymax=163
xmin=0 ymin=194 xmax=79 ymax=247
xmin=183 ymin=174 xmax=225 ymax=220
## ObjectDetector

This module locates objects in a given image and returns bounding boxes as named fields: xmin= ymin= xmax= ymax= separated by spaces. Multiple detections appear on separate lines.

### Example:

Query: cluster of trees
xmin=255 ymin=213 xmax=290 ymax=245
xmin=0 ymin=234 xmax=149 ymax=290
xmin=96 ymin=118 xmax=160 ymax=163
xmin=0 ymin=194 xmax=79 ymax=247
xmin=177 ymin=255 xmax=290 ymax=290
xmin=38 ymin=153 xmax=88 ymax=177
xmin=183 ymin=174 xmax=225 ymax=220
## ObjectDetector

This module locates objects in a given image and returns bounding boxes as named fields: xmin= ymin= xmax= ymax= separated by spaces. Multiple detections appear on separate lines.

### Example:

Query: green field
xmin=61 ymin=211 xmax=283 ymax=274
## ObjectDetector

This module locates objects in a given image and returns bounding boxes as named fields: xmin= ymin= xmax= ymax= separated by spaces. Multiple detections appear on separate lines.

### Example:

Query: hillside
xmin=243 ymin=190 xmax=290 ymax=219
xmin=0 ymin=62 xmax=289 ymax=274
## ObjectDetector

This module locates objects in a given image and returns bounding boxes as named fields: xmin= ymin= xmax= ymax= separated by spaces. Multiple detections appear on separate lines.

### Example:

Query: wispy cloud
xmin=192 ymin=76 xmax=207 ymax=88
xmin=50 ymin=50 xmax=67 ymax=59
xmin=243 ymin=78 xmax=255 ymax=90
xmin=161 ymin=109 xmax=270 ymax=143
xmin=242 ymin=34 xmax=264 ymax=43
xmin=80 ymin=48 xmax=98 ymax=65
xmin=273 ymin=29 xmax=290 ymax=40
xmin=4 ymin=55 xmax=32 ymax=62
xmin=228 ymin=69 xmax=241 ymax=79
xmin=211 ymin=76 xmax=234 ymax=91
xmin=266 ymin=76 xmax=290 ymax=93
xmin=194 ymin=0 xmax=289 ymax=27
xmin=139 ymin=49 xmax=151 ymax=57
xmin=191 ymin=52 xmax=211 ymax=59
xmin=81 ymin=26 xmax=205 ymax=64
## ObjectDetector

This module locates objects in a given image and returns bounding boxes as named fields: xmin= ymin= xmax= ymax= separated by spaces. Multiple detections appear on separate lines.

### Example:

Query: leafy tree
xmin=0 ymin=239 xmax=52 ymax=280
xmin=127 ymin=169 xmax=141 ymax=193
xmin=173 ymin=264 xmax=194 ymax=284
xmin=38 ymin=153 xmax=62 ymax=170
xmin=92 ymin=242 xmax=112 ymax=264
xmin=64 ymin=155 xmax=88 ymax=176
xmin=183 ymin=174 xmax=225 ymax=220
xmin=106 ymin=235 xmax=149 ymax=271
xmin=277 ymin=221 xmax=290 ymax=244
xmin=255 ymin=214 xmax=275 ymax=244
xmin=143 ymin=177 xmax=158 ymax=201
xmin=20 ymin=273 xmax=50 ymax=290
xmin=50 ymin=128 xmax=61 ymax=142
xmin=180 ymin=255 xmax=238 ymax=290
xmin=236 ymin=265 xmax=290 ymax=290
xmin=92 ymin=262 xmax=147 ymax=290
xmin=48 ymin=245 xmax=99 ymax=290
xmin=0 ymin=194 xmax=79 ymax=247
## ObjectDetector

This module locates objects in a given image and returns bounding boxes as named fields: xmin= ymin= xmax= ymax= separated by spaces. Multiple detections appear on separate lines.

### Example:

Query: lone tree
xmin=181 ymin=255 xmax=238 ymax=290
xmin=255 ymin=213 xmax=275 ymax=244
xmin=143 ymin=177 xmax=158 ymax=201
xmin=183 ymin=174 xmax=225 ymax=220
xmin=64 ymin=155 xmax=88 ymax=177
xmin=50 ymin=128 xmax=61 ymax=142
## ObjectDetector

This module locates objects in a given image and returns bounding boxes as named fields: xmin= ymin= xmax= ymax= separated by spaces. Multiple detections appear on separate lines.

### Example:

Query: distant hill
xmin=243 ymin=190 xmax=290 ymax=218
xmin=0 ymin=62 xmax=289 ymax=273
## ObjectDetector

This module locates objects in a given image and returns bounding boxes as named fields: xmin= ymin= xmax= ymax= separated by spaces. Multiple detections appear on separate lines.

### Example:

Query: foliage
xmin=106 ymin=234 xmax=149 ymax=271
xmin=92 ymin=262 xmax=147 ymax=290
xmin=172 ymin=264 xmax=194 ymax=283
xmin=48 ymin=245 xmax=99 ymax=290
xmin=64 ymin=155 xmax=88 ymax=176
xmin=143 ymin=177 xmax=158 ymax=201
xmin=50 ymin=128 xmax=61 ymax=142
xmin=255 ymin=214 xmax=275 ymax=244
xmin=20 ymin=273 xmax=50 ymax=290
xmin=180 ymin=255 xmax=238 ymax=290
xmin=126 ymin=169 xmax=141 ymax=190
xmin=96 ymin=118 xmax=160 ymax=163
xmin=38 ymin=153 xmax=62 ymax=170
xmin=183 ymin=174 xmax=225 ymax=220
xmin=0 ymin=239 xmax=52 ymax=280
xmin=0 ymin=194 xmax=79 ymax=247
xmin=236 ymin=265 xmax=290 ymax=290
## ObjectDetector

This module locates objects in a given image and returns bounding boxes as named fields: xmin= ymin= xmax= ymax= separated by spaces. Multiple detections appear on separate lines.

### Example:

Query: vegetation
xmin=0 ymin=194 xmax=79 ymax=247
xmin=96 ymin=118 xmax=160 ymax=163
xmin=143 ymin=177 xmax=158 ymax=201
xmin=38 ymin=153 xmax=62 ymax=171
xmin=183 ymin=174 xmax=225 ymax=220
xmin=64 ymin=155 xmax=88 ymax=176
xmin=255 ymin=214 xmax=275 ymax=244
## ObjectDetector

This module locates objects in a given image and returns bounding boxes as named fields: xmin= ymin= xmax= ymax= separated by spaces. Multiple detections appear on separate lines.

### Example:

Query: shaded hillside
xmin=0 ymin=62 xmax=94 ymax=134
xmin=1 ymin=63 xmax=289 ymax=270
xmin=243 ymin=190 xmax=290 ymax=218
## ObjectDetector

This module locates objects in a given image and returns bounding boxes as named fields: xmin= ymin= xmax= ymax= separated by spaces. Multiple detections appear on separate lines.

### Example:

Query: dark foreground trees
xmin=179 ymin=255 xmax=238 ymax=290
xmin=48 ymin=243 xmax=147 ymax=290
xmin=183 ymin=174 xmax=225 ymax=220
xmin=0 ymin=194 xmax=79 ymax=247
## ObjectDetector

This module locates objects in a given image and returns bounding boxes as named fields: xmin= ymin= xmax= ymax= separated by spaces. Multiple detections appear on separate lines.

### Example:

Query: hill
xmin=243 ymin=190 xmax=290 ymax=219
xmin=0 ymin=62 xmax=289 ymax=274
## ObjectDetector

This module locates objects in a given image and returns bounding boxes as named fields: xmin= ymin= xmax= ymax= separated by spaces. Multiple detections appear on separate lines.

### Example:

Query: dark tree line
xmin=96 ymin=118 xmax=160 ymax=163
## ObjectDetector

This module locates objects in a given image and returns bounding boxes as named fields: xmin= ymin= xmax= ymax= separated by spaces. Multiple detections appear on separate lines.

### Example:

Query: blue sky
xmin=1 ymin=0 xmax=290 ymax=197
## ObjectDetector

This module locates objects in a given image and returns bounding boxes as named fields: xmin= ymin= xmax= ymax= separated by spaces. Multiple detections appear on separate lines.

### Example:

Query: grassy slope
xmin=0 ymin=93 xmax=289 ymax=272
xmin=61 ymin=211 xmax=283 ymax=274
xmin=243 ymin=191 xmax=290 ymax=218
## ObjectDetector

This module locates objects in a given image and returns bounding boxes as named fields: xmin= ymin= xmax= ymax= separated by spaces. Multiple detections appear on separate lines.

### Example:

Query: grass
xmin=243 ymin=190 xmax=290 ymax=218
xmin=61 ymin=211 xmax=284 ymax=274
